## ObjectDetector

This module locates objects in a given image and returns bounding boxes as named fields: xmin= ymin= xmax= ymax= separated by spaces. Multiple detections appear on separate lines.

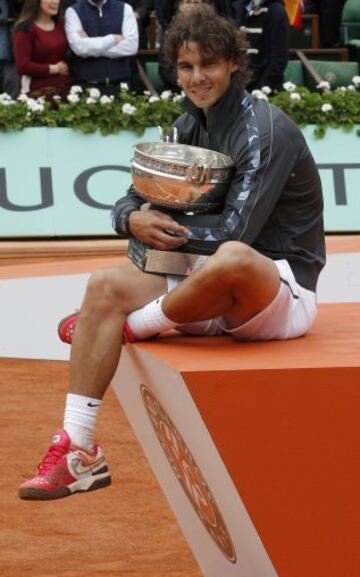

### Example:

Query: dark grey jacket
xmin=112 ymin=80 xmax=326 ymax=292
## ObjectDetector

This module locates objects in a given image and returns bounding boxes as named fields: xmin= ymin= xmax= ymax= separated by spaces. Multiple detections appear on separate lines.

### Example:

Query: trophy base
xmin=128 ymin=237 xmax=208 ymax=276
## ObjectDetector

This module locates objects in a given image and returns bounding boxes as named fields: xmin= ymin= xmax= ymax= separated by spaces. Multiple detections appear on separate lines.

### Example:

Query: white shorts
xmin=167 ymin=259 xmax=317 ymax=341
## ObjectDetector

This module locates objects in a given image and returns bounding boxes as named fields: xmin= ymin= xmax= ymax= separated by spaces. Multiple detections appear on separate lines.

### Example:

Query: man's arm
xmin=111 ymin=185 xmax=188 ymax=250
xmin=64 ymin=7 xmax=119 ymax=57
xmin=103 ymin=3 xmax=139 ymax=58
xmin=170 ymin=107 xmax=299 ymax=254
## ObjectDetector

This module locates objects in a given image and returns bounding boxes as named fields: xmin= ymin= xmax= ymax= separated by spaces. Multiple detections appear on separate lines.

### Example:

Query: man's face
xmin=177 ymin=41 xmax=238 ymax=110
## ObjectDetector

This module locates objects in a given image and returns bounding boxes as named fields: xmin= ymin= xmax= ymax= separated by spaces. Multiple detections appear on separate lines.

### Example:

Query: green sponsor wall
xmin=0 ymin=126 xmax=359 ymax=237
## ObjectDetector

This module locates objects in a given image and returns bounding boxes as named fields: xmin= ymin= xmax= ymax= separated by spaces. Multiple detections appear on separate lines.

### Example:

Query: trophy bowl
xmin=131 ymin=142 xmax=234 ymax=213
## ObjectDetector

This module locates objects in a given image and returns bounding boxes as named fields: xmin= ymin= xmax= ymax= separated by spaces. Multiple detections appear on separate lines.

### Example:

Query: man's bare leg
xmin=68 ymin=262 xmax=168 ymax=399
xmin=153 ymin=242 xmax=279 ymax=328
xmin=18 ymin=263 xmax=168 ymax=500
xmin=127 ymin=242 xmax=280 ymax=340
xmin=163 ymin=242 xmax=280 ymax=326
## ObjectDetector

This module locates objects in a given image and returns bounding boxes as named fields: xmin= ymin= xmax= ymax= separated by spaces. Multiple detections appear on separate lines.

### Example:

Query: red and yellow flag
xmin=284 ymin=0 xmax=302 ymax=29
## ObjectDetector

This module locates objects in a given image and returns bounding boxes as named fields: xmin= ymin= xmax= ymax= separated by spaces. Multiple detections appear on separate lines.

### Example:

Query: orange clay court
xmin=0 ymin=235 xmax=359 ymax=577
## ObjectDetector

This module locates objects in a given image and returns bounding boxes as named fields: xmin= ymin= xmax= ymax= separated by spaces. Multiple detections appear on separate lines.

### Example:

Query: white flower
xmin=160 ymin=90 xmax=172 ymax=100
xmin=0 ymin=99 xmax=14 ymax=106
xmin=283 ymin=81 xmax=296 ymax=92
xmin=53 ymin=94 xmax=61 ymax=101
xmin=88 ymin=87 xmax=101 ymax=99
xmin=17 ymin=94 xmax=29 ymax=102
xmin=290 ymin=92 xmax=301 ymax=100
xmin=26 ymin=98 xmax=44 ymax=113
xmin=70 ymin=85 xmax=83 ymax=94
xmin=317 ymin=80 xmax=331 ymax=91
xmin=100 ymin=95 xmax=113 ymax=105
xmin=0 ymin=92 xmax=12 ymax=101
xmin=143 ymin=90 xmax=151 ymax=96
xmin=321 ymin=103 xmax=333 ymax=113
xmin=120 ymin=82 xmax=129 ymax=91
xmin=251 ymin=89 xmax=268 ymax=100
xmin=338 ymin=86 xmax=347 ymax=92
xmin=347 ymin=84 xmax=356 ymax=91
xmin=261 ymin=85 xmax=272 ymax=95
xmin=172 ymin=94 xmax=183 ymax=103
xmin=352 ymin=75 xmax=360 ymax=87
xmin=86 ymin=96 xmax=97 ymax=104
xmin=67 ymin=93 xmax=80 ymax=104
xmin=122 ymin=102 xmax=136 ymax=115
xmin=149 ymin=95 xmax=160 ymax=103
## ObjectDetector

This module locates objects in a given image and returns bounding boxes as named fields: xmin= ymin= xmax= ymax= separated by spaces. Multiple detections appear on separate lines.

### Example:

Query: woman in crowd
xmin=13 ymin=0 xmax=70 ymax=97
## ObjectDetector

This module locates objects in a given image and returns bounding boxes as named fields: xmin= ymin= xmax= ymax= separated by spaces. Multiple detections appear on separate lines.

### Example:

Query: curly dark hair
xmin=163 ymin=5 xmax=252 ymax=89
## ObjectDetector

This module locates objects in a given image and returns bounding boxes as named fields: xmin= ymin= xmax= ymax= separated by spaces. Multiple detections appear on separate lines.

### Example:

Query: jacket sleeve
xmin=65 ymin=7 xmax=117 ymax=57
xmin=14 ymin=29 xmax=52 ymax=77
xmin=103 ymin=3 xmax=139 ymax=58
xmin=171 ymin=108 xmax=299 ymax=255
xmin=111 ymin=184 xmax=145 ymax=238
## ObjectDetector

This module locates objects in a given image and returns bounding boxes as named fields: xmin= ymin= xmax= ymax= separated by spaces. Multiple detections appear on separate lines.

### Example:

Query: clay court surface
xmin=0 ymin=236 xmax=359 ymax=577
xmin=0 ymin=245 xmax=201 ymax=577
xmin=1 ymin=358 xmax=204 ymax=577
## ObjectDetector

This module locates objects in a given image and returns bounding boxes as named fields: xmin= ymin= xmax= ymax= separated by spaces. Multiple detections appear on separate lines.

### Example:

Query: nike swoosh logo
xmin=87 ymin=402 xmax=101 ymax=408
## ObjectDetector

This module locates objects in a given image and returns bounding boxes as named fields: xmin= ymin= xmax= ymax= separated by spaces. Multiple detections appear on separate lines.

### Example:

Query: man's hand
xmin=77 ymin=29 xmax=88 ymax=38
xmin=129 ymin=210 xmax=189 ymax=250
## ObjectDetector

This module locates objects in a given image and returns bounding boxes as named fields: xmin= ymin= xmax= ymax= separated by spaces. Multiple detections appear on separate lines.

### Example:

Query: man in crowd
xmin=125 ymin=0 xmax=153 ymax=49
xmin=238 ymin=0 xmax=290 ymax=92
xmin=19 ymin=5 xmax=325 ymax=500
xmin=65 ymin=0 xmax=138 ymax=94
xmin=0 ymin=0 xmax=21 ymax=97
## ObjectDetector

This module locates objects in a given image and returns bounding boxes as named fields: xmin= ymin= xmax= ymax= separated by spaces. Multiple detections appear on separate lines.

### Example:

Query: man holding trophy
xmin=19 ymin=5 xmax=325 ymax=500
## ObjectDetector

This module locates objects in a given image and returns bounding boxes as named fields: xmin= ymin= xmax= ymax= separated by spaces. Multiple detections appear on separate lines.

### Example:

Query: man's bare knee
xmin=84 ymin=267 xmax=129 ymax=315
xmin=209 ymin=241 xmax=255 ymax=283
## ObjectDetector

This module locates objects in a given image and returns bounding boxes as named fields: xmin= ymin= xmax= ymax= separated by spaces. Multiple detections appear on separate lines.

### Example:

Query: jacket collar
xmin=182 ymin=78 xmax=245 ymax=136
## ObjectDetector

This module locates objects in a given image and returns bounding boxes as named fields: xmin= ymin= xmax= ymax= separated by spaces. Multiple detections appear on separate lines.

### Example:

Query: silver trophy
xmin=128 ymin=134 xmax=234 ymax=276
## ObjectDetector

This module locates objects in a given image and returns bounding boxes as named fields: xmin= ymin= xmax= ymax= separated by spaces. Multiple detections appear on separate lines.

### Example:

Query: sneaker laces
xmin=37 ymin=442 xmax=69 ymax=476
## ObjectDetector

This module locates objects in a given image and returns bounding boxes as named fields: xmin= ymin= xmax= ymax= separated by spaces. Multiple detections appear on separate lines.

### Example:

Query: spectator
xmin=125 ymin=0 xmax=153 ymax=49
xmin=65 ymin=0 xmax=138 ymax=95
xmin=306 ymin=0 xmax=346 ymax=48
xmin=158 ymin=0 xmax=236 ymax=30
xmin=239 ymin=0 xmax=289 ymax=92
xmin=0 ymin=0 xmax=21 ymax=97
xmin=13 ymin=0 xmax=70 ymax=97
xmin=153 ymin=0 xmax=165 ymax=30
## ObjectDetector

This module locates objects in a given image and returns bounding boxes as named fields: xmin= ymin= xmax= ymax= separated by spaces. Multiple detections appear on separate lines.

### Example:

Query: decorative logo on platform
xmin=141 ymin=385 xmax=237 ymax=564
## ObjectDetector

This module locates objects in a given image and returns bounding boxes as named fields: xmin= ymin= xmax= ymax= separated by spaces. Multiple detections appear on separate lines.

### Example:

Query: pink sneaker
xmin=18 ymin=430 xmax=111 ymax=500
xmin=58 ymin=312 xmax=79 ymax=344
xmin=123 ymin=321 xmax=135 ymax=343
xmin=58 ymin=312 xmax=135 ymax=345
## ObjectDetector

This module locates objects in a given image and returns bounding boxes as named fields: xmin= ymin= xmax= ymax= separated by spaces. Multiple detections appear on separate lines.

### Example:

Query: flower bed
xmin=1 ymin=78 xmax=360 ymax=138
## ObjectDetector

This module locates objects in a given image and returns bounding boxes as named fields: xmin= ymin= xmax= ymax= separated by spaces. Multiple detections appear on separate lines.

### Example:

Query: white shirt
xmin=65 ymin=0 xmax=139 ymax=59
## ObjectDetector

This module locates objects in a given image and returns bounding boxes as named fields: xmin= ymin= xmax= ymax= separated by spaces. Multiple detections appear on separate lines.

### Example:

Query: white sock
xmin=63 ymin=393 xmax=101 ymax=452
xmin=126 ymin=295 xmax=177 ymax=340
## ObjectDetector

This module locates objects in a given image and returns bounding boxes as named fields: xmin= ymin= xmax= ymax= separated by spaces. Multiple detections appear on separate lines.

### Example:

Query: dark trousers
xmin=0 ymin=61 xmax=18 ymax=98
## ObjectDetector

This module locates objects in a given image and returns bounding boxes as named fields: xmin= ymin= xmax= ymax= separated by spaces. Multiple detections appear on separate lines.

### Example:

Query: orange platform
xmin=112 ymin=302 xmax=360 ymax=577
